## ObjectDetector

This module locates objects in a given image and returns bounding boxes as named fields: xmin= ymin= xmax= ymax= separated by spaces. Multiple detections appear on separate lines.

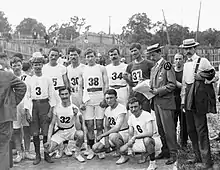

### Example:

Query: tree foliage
xmin=0 ymin=11 xmax=11 ymax=33
xmin=15 ymin=18 xmax=46 ymax=37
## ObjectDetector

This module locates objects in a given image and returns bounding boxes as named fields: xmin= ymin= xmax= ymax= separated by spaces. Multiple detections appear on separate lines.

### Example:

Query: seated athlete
xmin=92 ymin=89 xmax=129 ymax=164
xmin=118 ymin=97 xmax=157 ymax=170
xmin=44 ymin=86 xmax=86 ymax=162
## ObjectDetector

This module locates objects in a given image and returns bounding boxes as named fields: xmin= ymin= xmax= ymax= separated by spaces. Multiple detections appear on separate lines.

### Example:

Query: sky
xmin=0 ymin=0 xmax=219 ymax=34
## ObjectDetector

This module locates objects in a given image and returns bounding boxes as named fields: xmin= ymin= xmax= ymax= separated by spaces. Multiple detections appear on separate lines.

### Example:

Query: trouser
xmin=174 ymin=109 xmax=188 ymax=146
xmin=0 ymin=121 xmax=13 ymax=170
xmin=185 ymin=110 xmax=213 ymax=165
xmin=154 ymin=103 xmax=177 ymax=155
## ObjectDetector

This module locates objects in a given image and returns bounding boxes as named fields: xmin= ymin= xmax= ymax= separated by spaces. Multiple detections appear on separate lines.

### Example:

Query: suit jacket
xmin=150 ymin=58 xmax=176 ymax=110
xmin=0 ymin=69 xmax=27 ymax=123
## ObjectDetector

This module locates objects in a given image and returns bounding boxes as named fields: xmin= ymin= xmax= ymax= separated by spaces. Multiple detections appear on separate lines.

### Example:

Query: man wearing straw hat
xmin=148 ymin=43 xmax=178 ymax=165
xmin=180 ymin=38 xmax=216 ymax=169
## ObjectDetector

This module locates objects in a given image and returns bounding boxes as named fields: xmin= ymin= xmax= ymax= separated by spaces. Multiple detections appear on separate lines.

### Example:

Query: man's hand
xmin=96 ymin=134 xmax=103 ymax=142
xmin=25 ymin=109 xmax=32 ymax=123
xmin=122 ymin=72 xmax=130 ymax=81
xmin=194 ymin=73 xmax=204 ymax=81
xmin=99 ymin=99 xmax=108 ymax=109
xmin=47 ymin=108 xmax=53 ymax=122
xmin=80 ymin=103 xmax=86 ymax=111
xmin=181 ymin=104 xmax=185 ymax=113
xmin=149 ymin=88 xmax=158 ymax=95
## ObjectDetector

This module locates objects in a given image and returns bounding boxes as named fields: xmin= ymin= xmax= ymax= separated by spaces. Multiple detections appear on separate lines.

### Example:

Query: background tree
xmin=122 ymin=13 xmax=153 ymax=45
xmin=0 ymin=11 xmax=12 ymax=37
xmin=15 ymin=18 xmax=46 ymax=37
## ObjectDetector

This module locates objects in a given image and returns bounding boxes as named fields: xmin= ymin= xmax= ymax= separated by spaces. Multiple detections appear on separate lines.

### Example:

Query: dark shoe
xmin=33 ymin=155 xmax=41 ymax=165
xmin=181 ymin=145 xmax=189 ymax=152
xmin=195 ymin=163 xmax=213 ymax=170
xmin=137 ymin=153 xmax=149 ymax=164
xmin=165 ymin=156 xmax=177 ymax=165
xmin=44 ymin=152 xmax=54 ymax=163
xmin=155 ymin=152 xmax=170 ymax=160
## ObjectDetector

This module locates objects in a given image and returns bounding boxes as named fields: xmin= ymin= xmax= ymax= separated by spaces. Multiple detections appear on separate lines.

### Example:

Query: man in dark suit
xmin=0 ymin=53 xmax=26 ymax=170
xmin=149 ymin=44 xmax=178 ymax=165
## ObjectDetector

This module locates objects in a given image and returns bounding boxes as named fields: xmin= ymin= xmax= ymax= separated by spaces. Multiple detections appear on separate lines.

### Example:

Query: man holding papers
xmin=148 ymin=43 xmax=178 ymax=165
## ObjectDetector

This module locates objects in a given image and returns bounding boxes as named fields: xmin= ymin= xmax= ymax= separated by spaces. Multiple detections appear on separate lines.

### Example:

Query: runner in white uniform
xmin=66 ymin=46 xmax=85 ymax=108
xmin=42 ymin=47 xmax=68 ymax=104
xmin=10 ymin=57 xmax=35 ymax=163
xmin=79 ymin=48 xmax=109 ymax=160
xmin=45 ymin=87 xmax=85 ymax=163
xmin=106 ymin=48 xmax=129 ymax=106
xmin=24 ymin=56 xmax=56 ymax=165
xmin=42 ymin=47 xmax=71 ymax=157
xmin=118 ymin=97 xmax=157 ymax=170
xmin=92 ymin=89 xmax=129 ymax=163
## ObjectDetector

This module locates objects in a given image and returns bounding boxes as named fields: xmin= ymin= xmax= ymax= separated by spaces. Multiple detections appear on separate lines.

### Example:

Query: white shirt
xmin=181 ymin=53 xmax=214 ymax=103
xmin=67 ymin=63 xmax=85 ymax=93
xmin=128 ymin=111 xmax=155 ymax=136
xmin=42 ymin=63 xmax=67 ymax=88
xmin=106 ymin=63 xmax=127 ymax=86
xmin=104 ymin=103 xmax=128 ymax=130
xmin=54 ymin=103 xmax=81 ymax=129
xmin=24 ymin=75 xmax=56 ymax=114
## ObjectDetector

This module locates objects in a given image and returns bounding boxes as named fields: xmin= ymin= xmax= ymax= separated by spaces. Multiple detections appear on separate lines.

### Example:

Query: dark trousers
xmin=0 ymin=121 xmax=13 ymax=170
xmin=174 ymin=109 xmax=188 ymax=146
xmin=185 ymin=110 xmax=213 ymax=165
xmin=154 ymin=103 xmax=178 ymax=155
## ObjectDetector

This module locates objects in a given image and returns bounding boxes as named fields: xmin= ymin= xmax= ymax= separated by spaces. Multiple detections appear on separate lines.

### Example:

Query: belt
xmin=110 ymin=85 xmax=127 ymax=89
xmin=87 ymin=87 xmax=102 ymax=92
xmin=120 ymin=127 xmax=129 ymax=131
xmin=57 ymin=124 xmax=74 ymax=130
xmin=54 ymin=86 xmax=62 ymax=90
xmin=32 ymin=98 xmax=49 ymax=103
xmin=53 ymin=124 xmax=75 ymax=135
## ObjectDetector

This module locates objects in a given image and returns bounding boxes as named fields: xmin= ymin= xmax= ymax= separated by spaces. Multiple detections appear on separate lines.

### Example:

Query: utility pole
xmin=109 ymin=16 xmax=111 ymax=35
xmin=196 ymin=1 xmax=202 ymax=41
xmin=162 ymin=9 xmax=171 ymax=45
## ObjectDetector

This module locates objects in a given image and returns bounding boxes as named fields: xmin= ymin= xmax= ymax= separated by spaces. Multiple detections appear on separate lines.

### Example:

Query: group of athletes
xmin=11 ymin=43 xmax=164 ymax=170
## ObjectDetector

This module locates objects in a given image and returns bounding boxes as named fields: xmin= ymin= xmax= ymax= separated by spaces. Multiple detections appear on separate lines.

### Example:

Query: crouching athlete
xmin=44 ymin=86 xmax=86 ymax=162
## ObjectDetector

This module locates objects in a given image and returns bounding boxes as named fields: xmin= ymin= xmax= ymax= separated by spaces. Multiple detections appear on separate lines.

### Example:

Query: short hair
xmin=58 ymin=86 xmax=71 ymax=95
xmin=174 ymin=53 xmax=183 ymax=58
xmin=48 ymin=47 xmax=60 ymax=55
xmin=30 ymin=56 xmax=45 ymax=64
xmin=22 ymin=61 xmax=32 ymax=71
xmin=130 ymin=43 xmax=142 ymax=51
xmin=10 ymin=57 xmax=22 ymax=66
xmin=12 ymin=53 xmax=23 ymax=61
xmin=108 ymin=47 xmax=120 ymax=55
xmin=127 ymin=97 xmax=142 ymax=109
xmin=0 ymin=53 xmax=8 ymax=59
xmin=104 ymin=89 xmax=117 ymax=97
xmin=84 ymin=48 xmax=96 ymax=57
xmin=67 ymin=46 xmax=81 ymax=55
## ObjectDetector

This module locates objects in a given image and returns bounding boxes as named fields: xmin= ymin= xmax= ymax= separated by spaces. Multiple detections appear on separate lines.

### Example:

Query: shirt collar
xmin=191 ymin=53 xmax=199 ymax=61
xmin=156 ymin=57 xmax=163 ymax=66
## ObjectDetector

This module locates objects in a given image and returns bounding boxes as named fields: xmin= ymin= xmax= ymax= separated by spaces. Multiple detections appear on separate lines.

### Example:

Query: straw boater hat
xmin=179 ymin=38 xmax=199 ymax=48
xmin=146 ymin=43 xmax=163 ymax=54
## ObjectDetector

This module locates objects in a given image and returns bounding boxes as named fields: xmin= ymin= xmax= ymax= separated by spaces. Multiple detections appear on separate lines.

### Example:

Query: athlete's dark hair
xmin=58 ymin=86 xmax=71 ymax=95
xmin=108 ymin=47 xmax=120 ymax=56
xmin=67 ymin=46 xmax=81 ymax=55
xmin=22 ymin=61 xmax=32 ymax=71
xmin=130 ymin=43 xmax=142 ymax=51
xmin=104 ymin=89 xmax=117 ymax=97
xmin=48 ymin=47 xmax=60 ymax=55
xmin=12 ymin=53 xmax=23 ymax=61
xmin=84 ymin=48 xmax=96 ymax=57
xmin=10 ymin=57 xmax=22 ymax=66
xmin=127 ymin=97 xmax=142 ymax=110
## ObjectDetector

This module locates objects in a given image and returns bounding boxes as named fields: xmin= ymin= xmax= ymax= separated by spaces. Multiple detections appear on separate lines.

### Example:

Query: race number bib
xmin=112 ymin=72 xmax=123 ymax=80
xmin=52 ymin=78 xmax=58 ymax=87
xmin=71 ymin=77 xmax=79 ymax=93
xmin=132 ymin=69 xmax=143 ymax=82
xmin=87 ymin=76 xmax=100 ymax=87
